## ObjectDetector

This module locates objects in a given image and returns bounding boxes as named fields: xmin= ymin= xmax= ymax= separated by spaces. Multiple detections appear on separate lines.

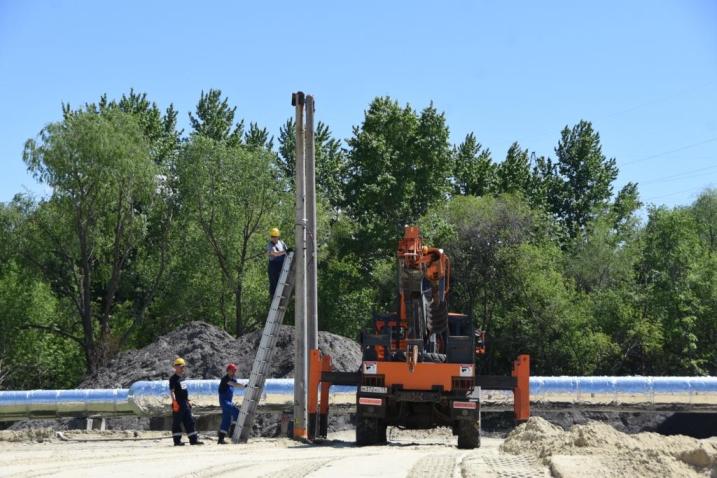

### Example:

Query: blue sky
xmin=1 ymin=0 xmax=715 ymax=208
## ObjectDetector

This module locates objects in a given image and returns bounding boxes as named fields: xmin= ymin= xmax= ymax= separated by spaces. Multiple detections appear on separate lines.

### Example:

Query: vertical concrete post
xmin=292 ymin=91 xmax=307 ymax=438
xmin=305 ymin=95 xmax=318 ymax=352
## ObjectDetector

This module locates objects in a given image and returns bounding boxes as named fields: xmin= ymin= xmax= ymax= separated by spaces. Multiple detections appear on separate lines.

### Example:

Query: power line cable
xmin=639 ymin=164 xmax=717 ymax=185
xmin=621 ymin=136 xmax=717 ymax=166
xmin=602 ymin=79 xmax=717 ymax=120
xmin=643 ymin=184 xmax=715 ymax=203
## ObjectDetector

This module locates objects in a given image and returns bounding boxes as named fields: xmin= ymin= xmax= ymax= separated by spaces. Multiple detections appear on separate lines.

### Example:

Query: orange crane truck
xmin=307 ymin=226 xmax=529 ymax=448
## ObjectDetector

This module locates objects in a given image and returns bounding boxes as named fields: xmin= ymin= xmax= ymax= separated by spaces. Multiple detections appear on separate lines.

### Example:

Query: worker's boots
xmin=217 ymin=432 xmax=227 ymax=444
xmin=228 ymin=423 xmax=236 ymax=439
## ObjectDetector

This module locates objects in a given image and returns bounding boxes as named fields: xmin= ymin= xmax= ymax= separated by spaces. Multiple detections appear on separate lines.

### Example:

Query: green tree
xmin=691 ymin=188 xmax=717 ymax=254
xmin=189 ymin=89 xmax=245 ymax=145
xmin=277 ymin=118 xmax=346 ymax=211
xmin=21 ymin=109 xmax=159 ymax=372
xmin=552 ymin=120 xmax=620 ymax=239
xmin=495 ymin=142 xmax=531 ymax=195
xmin=57 ymin=91 xmax=182 ymax=349
xmin=245 ymin=121 xmax=274 ymax=150
xmin=638 ymin=206 xmax=705 ymax=373
xmin=343 ymin=97 xmax=452 ymax=256
xmin=176 ymin=136 xmax=287 ymax=336
xmin=452 ymin=132 xmax=495 ymax=196
xmin=420 ymin=194 xmax=610 ymax=375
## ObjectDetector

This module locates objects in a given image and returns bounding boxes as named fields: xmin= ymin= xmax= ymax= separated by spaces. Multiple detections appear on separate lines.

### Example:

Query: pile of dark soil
xmin=79 ymin=321 xmax=361 ymax=389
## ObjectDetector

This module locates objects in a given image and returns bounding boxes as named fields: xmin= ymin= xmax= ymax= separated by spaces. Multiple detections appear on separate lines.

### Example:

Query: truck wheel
xmin=378 ymin=421 xmax=388 ymax=443
xmin=356 ymin=416 xmax=379 ymax=446
xmin=456 ymin=420 xmax=481 ymax=449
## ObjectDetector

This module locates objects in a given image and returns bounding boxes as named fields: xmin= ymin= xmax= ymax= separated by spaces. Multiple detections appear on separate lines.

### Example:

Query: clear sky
xmin=1 ymin=0 xmax=715 ymax=209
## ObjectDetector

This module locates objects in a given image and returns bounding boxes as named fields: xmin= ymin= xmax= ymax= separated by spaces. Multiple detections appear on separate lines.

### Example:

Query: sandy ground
xmin=0 ymin=428 xmax=549 ymax=478
xmin=2 ymin=422 xmax=716 ymax=478
xmin=502 ymin=417 xmax=717 ymax=478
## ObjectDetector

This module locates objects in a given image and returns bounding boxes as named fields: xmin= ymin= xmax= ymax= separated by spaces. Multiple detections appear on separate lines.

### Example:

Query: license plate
xmin=360 ymin=386 xmax=387 ymax=394
xmin=359 ymin=397 xmax=383 ymax=406
xmin=453 ymin=401 xmax=477 ymax=409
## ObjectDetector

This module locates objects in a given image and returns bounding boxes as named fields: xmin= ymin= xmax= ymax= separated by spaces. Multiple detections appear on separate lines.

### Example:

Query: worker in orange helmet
xmin=266 ymin=227 xmax=287 ymax=299
xmin=217 ymin=363 xmax=246 ymax=444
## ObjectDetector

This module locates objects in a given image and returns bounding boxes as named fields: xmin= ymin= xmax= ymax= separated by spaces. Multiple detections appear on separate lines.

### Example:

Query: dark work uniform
xmin=218 ymin=375 xmax=240 ymax=439
xmin=267 ymin=239 xmax=287 ymax=298
xmin=169 ymin=373 xmax=198 ymax=445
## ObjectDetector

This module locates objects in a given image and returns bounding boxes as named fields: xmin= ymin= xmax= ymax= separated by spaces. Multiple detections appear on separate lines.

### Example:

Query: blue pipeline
xmin=2 ymin=377 xmax=717 ymax=420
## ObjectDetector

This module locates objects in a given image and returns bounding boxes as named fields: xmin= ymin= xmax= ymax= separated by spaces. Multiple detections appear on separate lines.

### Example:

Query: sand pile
xmin=501 ymin=417 xmax=717 ymax=478
xmin=80 ymin=321 xmax=361 ymax=388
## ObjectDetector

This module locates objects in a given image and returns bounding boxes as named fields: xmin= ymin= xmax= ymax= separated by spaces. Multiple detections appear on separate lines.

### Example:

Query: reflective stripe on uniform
xmin=172 ymin=432 xmax=182 ymax=437
xmin=219 ymin=429 xmax=228 ymax=434
xmin=188 ymin=431 xmax=198 ymax=436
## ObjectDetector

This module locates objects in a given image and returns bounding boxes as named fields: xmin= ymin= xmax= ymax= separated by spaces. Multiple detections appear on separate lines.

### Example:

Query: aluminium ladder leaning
xmin=232 ymin=252 xmax=295 ymax=443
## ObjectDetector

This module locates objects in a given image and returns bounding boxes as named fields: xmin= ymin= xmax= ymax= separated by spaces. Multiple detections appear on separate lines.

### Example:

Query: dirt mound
xmin=0 ymin=428 xmax=55 ymax=442
xmin=80 ymin=321 xmax=361 ymax=388
xmin=502 ymin=417 xmax=717 ymax=478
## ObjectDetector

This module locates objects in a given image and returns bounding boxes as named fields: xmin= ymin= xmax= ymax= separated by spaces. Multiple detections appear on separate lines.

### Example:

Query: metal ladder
xmin=233 ymin=252 xmax=295 ymax=443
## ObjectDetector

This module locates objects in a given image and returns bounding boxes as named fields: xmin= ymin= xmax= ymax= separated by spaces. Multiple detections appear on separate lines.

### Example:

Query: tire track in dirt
xmin=406 ymin=453 xmax=457 ymax=478
xmin=261 ymin=457 xmax=337 ymax=478
xmin=461 ymin=453 xmax=548 ymax=478
xmin=2 ymin=451 xmax=171 ymax=478
xmin=1 ymin=446 xmax=236 ymax=478
xmin=177 ymin=460 xmax=264 ymax=478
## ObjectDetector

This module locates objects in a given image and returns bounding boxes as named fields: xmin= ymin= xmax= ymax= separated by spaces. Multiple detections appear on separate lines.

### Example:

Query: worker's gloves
xmin=171 ymin=400 xmax=180 ymax=413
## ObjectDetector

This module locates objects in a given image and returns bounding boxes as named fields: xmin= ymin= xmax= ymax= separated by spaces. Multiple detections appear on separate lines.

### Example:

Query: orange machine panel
xmin=368 ymin=362 xmax=473 ymax=391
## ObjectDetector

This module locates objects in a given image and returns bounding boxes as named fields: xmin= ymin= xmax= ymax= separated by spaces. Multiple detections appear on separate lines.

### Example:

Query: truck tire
xmin=378 ymin=421 xmax=388 ymax=443
xmin=456 ymin=420 xmax=481 ymax=449
xmin=356 ymin=416 xmax=379 ymax=446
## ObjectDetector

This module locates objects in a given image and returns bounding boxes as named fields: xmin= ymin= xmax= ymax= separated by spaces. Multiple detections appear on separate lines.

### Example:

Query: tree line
xmin=0 ymin=89 xmax=715 ymax=389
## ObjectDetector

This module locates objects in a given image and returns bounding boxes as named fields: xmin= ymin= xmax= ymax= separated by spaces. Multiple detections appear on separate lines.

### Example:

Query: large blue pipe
xmin=1 ymin=377 xmax=717 ymax=420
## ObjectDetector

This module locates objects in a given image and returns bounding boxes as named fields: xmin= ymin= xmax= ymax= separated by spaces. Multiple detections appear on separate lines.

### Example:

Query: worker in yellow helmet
xmin=169 ymin=357 xmax=203 ymax=446
xmin=267 ymin=227 xmax=287 ymax=299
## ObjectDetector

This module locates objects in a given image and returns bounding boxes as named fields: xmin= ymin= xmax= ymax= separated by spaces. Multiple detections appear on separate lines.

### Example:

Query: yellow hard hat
xmin=174 ymin=357 xmax=186 ymax=366
xmin=270 ymin=227 xmax=280 ymax=237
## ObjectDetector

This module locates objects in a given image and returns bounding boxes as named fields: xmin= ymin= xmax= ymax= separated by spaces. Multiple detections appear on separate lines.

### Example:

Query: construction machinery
xmin=308 ymin=225 xmax=530 ymax=449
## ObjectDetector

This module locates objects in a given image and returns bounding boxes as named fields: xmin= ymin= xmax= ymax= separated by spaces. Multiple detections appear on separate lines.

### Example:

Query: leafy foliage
xmin=277 ymin=118 xmax=346 ymax=211
xmin=343 ymin=98 xmax=452 ymax=257
xmin=177 ymin=136 xmax=287 ymax=336
xmin=452 ymin=133 xmax=495 ymax=196
xmin=21 ymin=108 xmax=159 ymax=372
xmin=2 ymin=92 xmax=716 ymax=388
